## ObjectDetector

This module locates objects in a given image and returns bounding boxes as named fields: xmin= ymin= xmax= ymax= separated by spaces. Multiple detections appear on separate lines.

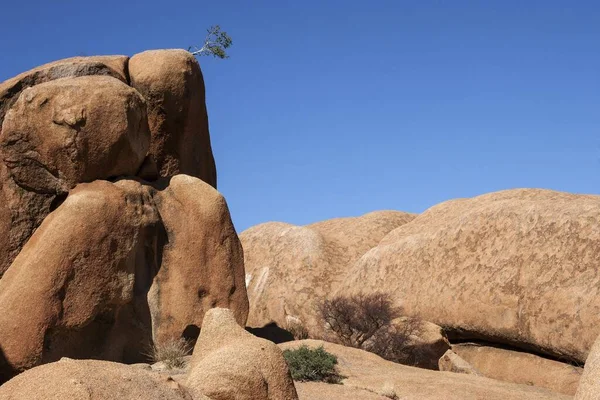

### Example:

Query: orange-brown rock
xmin=242 ymin=211 xmax=416 ymax=335
xmin=0 ymin=55 xmax=128 ymax=127
xmin=438 ymin=350 xmax=481 ymax=375
xmin=453 ymin=343 xmax=582 ymax=395
xmin=339 ymin=189 xmax=600 ymax=364
xmin=0 ymin=358 xmax=194 ymax=400
xmin=129 ymin=49 xmax=217 ymax=186
xmin=0 ymin=175 xmax=249 ymax=381
xmin=0 ymin=180 xmax=160 ymax=379
xmin=0 ymin=75 xmax=150 ymax=277
xmin=280 ymin=340 xmax=569 ymax=400
xmin=187 ymin=308 xmax=298 ymax=400
xmin=1 ymin=75 xmax=149 ymax=193
xmin=149 ymin=175 xmax=248 ymax=344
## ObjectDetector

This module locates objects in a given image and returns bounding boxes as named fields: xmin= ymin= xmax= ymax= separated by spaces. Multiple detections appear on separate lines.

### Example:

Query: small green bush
xmin=283 ymin=345 xmax=344 ymax=384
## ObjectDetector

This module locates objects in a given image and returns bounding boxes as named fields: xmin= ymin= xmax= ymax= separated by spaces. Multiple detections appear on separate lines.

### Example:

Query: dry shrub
xmin=365 ymin=317 xmax=422 ymax=365
xmin=319 ymin=292 xmax=400 ymax=348
xmin=146 ymin=337 xmax=192 ymax=369
xmin=319 ymin=292 xmax=423 ymax=366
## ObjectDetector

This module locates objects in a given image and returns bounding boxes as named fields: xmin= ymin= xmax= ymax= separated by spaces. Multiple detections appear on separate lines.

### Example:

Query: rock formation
xmin=0 ymin=358 xmax=197 ymax=400
xmin=452 ymin=343 xmax=582 ymax=395
xmin=0 ymin=50 xmax=217 ymax=278
xmin=0 ymin=50 xmax=246 ymax=382
xmin=187 ymin=308 xmax=298 ymax=400
xmin=339 ymin=189 xmax=600 ymax=364
xmin=242 ymin=211 xmax=416 ymax=335
xmin=279 ymin=340 xmax=569 ymax=400
xmin=129 ymin=50 xmax=216 ymax=185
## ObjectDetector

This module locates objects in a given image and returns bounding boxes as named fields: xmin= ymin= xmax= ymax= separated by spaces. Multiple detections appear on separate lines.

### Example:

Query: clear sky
xmin=1 ymin=1 xmax=599 ymax=233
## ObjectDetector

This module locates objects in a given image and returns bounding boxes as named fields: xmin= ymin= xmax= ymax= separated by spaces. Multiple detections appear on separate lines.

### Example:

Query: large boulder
xmin=0 ymin=55 xmax=128 ymax=127
xmin=0 ymin=176 xmax=249 ymax=381
xmin=453 ymin=343 xmax=582 ymax=395
xmin=186 ymin=308 xmax=298 ymax=400
xmin=242 ymin=211 xmax=415 ymax=335
xmin=339 ymin=189 xmax=600 ymax=363
xmin=0 ymin=180 xmax=160 ymax=377
xmin=1 ymin=75 xmax=149 ymax=193
xmin=0 ymin=75 xmax=150 ymax=277
xmin=0 ymin=358 xmax=194 ymax=400
xmin=129 ymin=49 xmax=217 ymax=186
xmin=280 ymin=340 xmax=569 ymax=400
xmin=149 ymin=175 xmax=248 ymax=344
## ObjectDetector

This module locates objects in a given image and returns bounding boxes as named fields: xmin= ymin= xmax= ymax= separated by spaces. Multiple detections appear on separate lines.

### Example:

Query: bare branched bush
xmin=319 ymin=292 xmax=400 ymax=348
xmin=365 ymin=317 xmax=422 ymax=365
xmin=146 ymin=338 xmax=192 ymax=369
xmin=319 ymin=293 xmax=426 ymax=366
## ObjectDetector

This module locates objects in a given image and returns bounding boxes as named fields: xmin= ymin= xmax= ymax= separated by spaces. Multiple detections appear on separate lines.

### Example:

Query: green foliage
xmin=188 ymin=25 xmax=232 ymax=59
xmin=283 ymin=345 xmax=344 ymax=384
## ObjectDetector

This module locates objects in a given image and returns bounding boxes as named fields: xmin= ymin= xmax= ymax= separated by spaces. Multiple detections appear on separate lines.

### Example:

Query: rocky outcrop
xmin=453 ymin=343 xmax=582 ymax=395
xmin=339 ymin=189 xmax=600 ymax=364
xmin=0 ymin=50 xmax=218 ymax=278
xmin=280 ymin=340 xmax=569 ymax=400
xmin=0 ymin=177 xmax=248 ymax=380
xmin=150 ymin=175 xmax=248 ymax=344
xmin=0 ymin=51 xmax=241 ymax=382
xmin=0 ymin=180 xmax=159 ymax=373
xmin=242 ymin=211 xmax=416 ymax=335
xmin=438 ymin=350 xmax=481 ymax=375
xmin=0 ymin=358 xmax=195 ymax=400
xmin=0 ymin=55 xmax=128 ymax=126
xmin=129 ymin=50 xmax=217 ymax=186
xmin=1 ymin=76 xmax=149 ymax=193
xmin=187 ymin=308 xmax=298 ymax=400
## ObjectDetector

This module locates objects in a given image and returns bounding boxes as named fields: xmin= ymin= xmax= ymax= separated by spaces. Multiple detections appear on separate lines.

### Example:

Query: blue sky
xmin=1 ymin=1 xmax=599 ymax=233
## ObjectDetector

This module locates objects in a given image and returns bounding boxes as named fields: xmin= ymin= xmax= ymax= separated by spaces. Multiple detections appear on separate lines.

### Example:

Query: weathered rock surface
xmin=453 ymin=343 xmax=582 ymax=395
xmin=0 ymin=75 xmax=150 ymax=277
xmin=129 ymin=49 xmax=217 ymax=186
xmin=339 ymin=189 xmax=600 ymax=363
xmin=0 ymin=358 xmax=194 ymax=400
xmin=150 ymin=175 xmax=248 ymax=344
xmin=0 ymin=55 xmax=128 ymax=127
xmin=438 ymin=350 xmax=481 ymax=375
xmin=1 ymin=75 xmax=149 ymax=193
xmin=0 ymin=180 xmax=160 ymax=377
xmin=294 ymin=381 xmax=386 ymax=400
xmin=0 ymin=176 xmax=249 ymax=381
xmin=187 ymin=308 xmax=298 ymax=400
xmin=575 ymin=333 xmax=600 ymax=399
xmin=280 ymin=340 xmax=569 ymax=400
xmin=242 ymin=211 xmax=416 ymax=335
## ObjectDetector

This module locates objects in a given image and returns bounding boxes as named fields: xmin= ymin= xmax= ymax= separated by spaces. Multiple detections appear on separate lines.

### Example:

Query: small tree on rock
xmin=188 ymin=25 xmax=232 ymax=59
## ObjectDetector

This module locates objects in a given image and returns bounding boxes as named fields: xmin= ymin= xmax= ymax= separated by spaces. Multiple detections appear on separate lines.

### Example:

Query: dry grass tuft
xmin=146 ymin=337 xmax=192 ymax=369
